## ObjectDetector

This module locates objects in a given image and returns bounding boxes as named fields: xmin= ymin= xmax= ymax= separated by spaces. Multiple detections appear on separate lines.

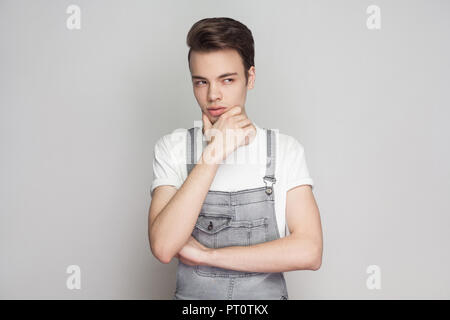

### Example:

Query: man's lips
xmin=207 ymin=107 xmax=227 ymax=117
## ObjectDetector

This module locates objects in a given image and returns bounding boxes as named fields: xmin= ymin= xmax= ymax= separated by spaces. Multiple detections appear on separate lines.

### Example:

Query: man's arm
xmin=149 ymin=151 xmax=219 ymax=264
xmin=199 ymin=185 xmax=323 ymax=272
xmin=149 ymin=107 xmax=254 ymax=264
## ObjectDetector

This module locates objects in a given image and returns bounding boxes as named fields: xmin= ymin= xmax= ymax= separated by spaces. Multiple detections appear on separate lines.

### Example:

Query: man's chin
xmin=207 ymin=116 xmax=218 ymax=123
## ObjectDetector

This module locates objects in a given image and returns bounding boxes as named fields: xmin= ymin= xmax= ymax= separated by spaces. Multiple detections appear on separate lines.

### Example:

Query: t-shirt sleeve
xmin=285 ymin=137 xmax=314 ymax=191
xmin=150 ymin=135 xmax=183 ymax=196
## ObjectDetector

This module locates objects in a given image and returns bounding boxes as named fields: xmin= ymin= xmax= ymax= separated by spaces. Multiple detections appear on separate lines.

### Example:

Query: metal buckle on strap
xmin=263 ymin=176 xmax=276 ymax=195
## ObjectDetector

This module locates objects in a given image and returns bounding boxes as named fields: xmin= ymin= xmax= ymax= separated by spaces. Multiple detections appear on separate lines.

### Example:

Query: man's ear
xmin=247 ymin=66 xmax=255 ymax=90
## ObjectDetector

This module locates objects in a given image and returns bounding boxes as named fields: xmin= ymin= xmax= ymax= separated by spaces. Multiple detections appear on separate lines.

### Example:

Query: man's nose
xmin=207 ymin=82 xmax=222 ymax=102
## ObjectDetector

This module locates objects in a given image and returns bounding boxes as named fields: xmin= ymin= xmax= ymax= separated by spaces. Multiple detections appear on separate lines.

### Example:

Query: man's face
xmin=189 ymin=48 xmax=255 ymax=124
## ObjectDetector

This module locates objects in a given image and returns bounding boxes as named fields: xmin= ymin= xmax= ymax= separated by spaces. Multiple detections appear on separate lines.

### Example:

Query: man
xmin=148 ymin=17 xmax=322 ymax=300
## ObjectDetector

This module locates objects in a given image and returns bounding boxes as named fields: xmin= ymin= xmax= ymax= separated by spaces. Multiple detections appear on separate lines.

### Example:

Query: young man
xmin=148 ymin=17 xmax=323 ymax=300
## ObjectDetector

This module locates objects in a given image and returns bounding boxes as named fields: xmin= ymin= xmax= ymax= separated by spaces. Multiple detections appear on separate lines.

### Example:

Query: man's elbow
xmin=306 ymin=245 xmax=322 ymax=271
xmin=150 ymin=240 xmax=174 ymax=264
xmin=309 ymin=256 xmax=322 ymax=271
xmin=152 ymin=248 xmax=173 ymax=264
xmin=157 ymin=254 xmax=173 ymax=265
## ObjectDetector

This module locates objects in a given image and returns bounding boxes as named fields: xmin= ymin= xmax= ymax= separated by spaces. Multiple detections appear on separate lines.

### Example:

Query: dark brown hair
xmin=186 ymin=17 xmax=255 ymax=84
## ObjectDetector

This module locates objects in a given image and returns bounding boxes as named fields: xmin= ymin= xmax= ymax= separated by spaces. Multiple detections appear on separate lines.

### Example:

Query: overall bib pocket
xmin=192 ymin=213 xmax=268 ymax=277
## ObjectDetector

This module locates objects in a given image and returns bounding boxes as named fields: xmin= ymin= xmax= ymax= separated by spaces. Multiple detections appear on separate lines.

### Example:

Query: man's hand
xmin=202 ymin=106 xmax=256 ymax=163
xmin=175 ymin=236 xmax=212 ymax=266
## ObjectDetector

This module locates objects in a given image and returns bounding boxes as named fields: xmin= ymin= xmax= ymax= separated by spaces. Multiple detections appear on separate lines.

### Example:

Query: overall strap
xmin=186 ymin=127 xmax=198 ymax=175
xmin=263 ymin=128 xmax=277 ymax=195
xmin=186 ymin=127 xmax=277 ymax=195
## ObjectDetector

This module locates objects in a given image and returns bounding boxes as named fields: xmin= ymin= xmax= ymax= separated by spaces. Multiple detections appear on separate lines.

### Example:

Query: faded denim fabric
xmin=173 ymin=127 xmax=288 ymax=300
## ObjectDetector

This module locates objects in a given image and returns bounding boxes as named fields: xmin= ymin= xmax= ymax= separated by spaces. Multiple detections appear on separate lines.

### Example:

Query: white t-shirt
xmin=150 ymin=121 xmax=314 ymax=237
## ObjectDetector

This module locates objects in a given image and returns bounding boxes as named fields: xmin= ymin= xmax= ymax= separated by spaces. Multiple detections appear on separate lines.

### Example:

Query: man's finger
xmin=223 ymin=105 xmax=242 ymax=118
xmin=202 ymin=112 xmax=212 ymax=132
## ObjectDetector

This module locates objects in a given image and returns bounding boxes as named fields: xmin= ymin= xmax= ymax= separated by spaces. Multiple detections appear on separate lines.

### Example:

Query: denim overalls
xmin=173 ymin=126 xmax=289 ymax=300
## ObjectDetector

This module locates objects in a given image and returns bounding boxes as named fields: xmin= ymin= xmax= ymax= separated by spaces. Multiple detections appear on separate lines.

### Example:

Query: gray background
xmin=1 ymin=0 xmax=449 ymax=299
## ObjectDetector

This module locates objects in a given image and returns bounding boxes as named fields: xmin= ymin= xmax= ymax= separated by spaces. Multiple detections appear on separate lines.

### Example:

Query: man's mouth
xmin=207 ymin=106 xmax=227 ymax=117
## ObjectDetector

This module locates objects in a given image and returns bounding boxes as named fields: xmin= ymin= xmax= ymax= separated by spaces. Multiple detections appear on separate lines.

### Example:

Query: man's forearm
xmin=151 ymin=149 xmax=219 ymax=263
xmin=203 ymin=233 xmax=321 ymax=273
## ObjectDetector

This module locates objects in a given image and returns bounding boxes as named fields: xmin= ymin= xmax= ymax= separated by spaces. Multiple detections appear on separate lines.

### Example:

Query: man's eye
xmin=224 ymin=78 xmax=234 ymax=83
xmin=195 ymin=81 xmax=206 ymax=86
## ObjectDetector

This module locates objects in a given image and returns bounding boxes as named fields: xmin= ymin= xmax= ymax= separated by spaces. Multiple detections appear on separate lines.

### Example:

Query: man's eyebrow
xmin=191 ymin=72 xmax=238 ymax=80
